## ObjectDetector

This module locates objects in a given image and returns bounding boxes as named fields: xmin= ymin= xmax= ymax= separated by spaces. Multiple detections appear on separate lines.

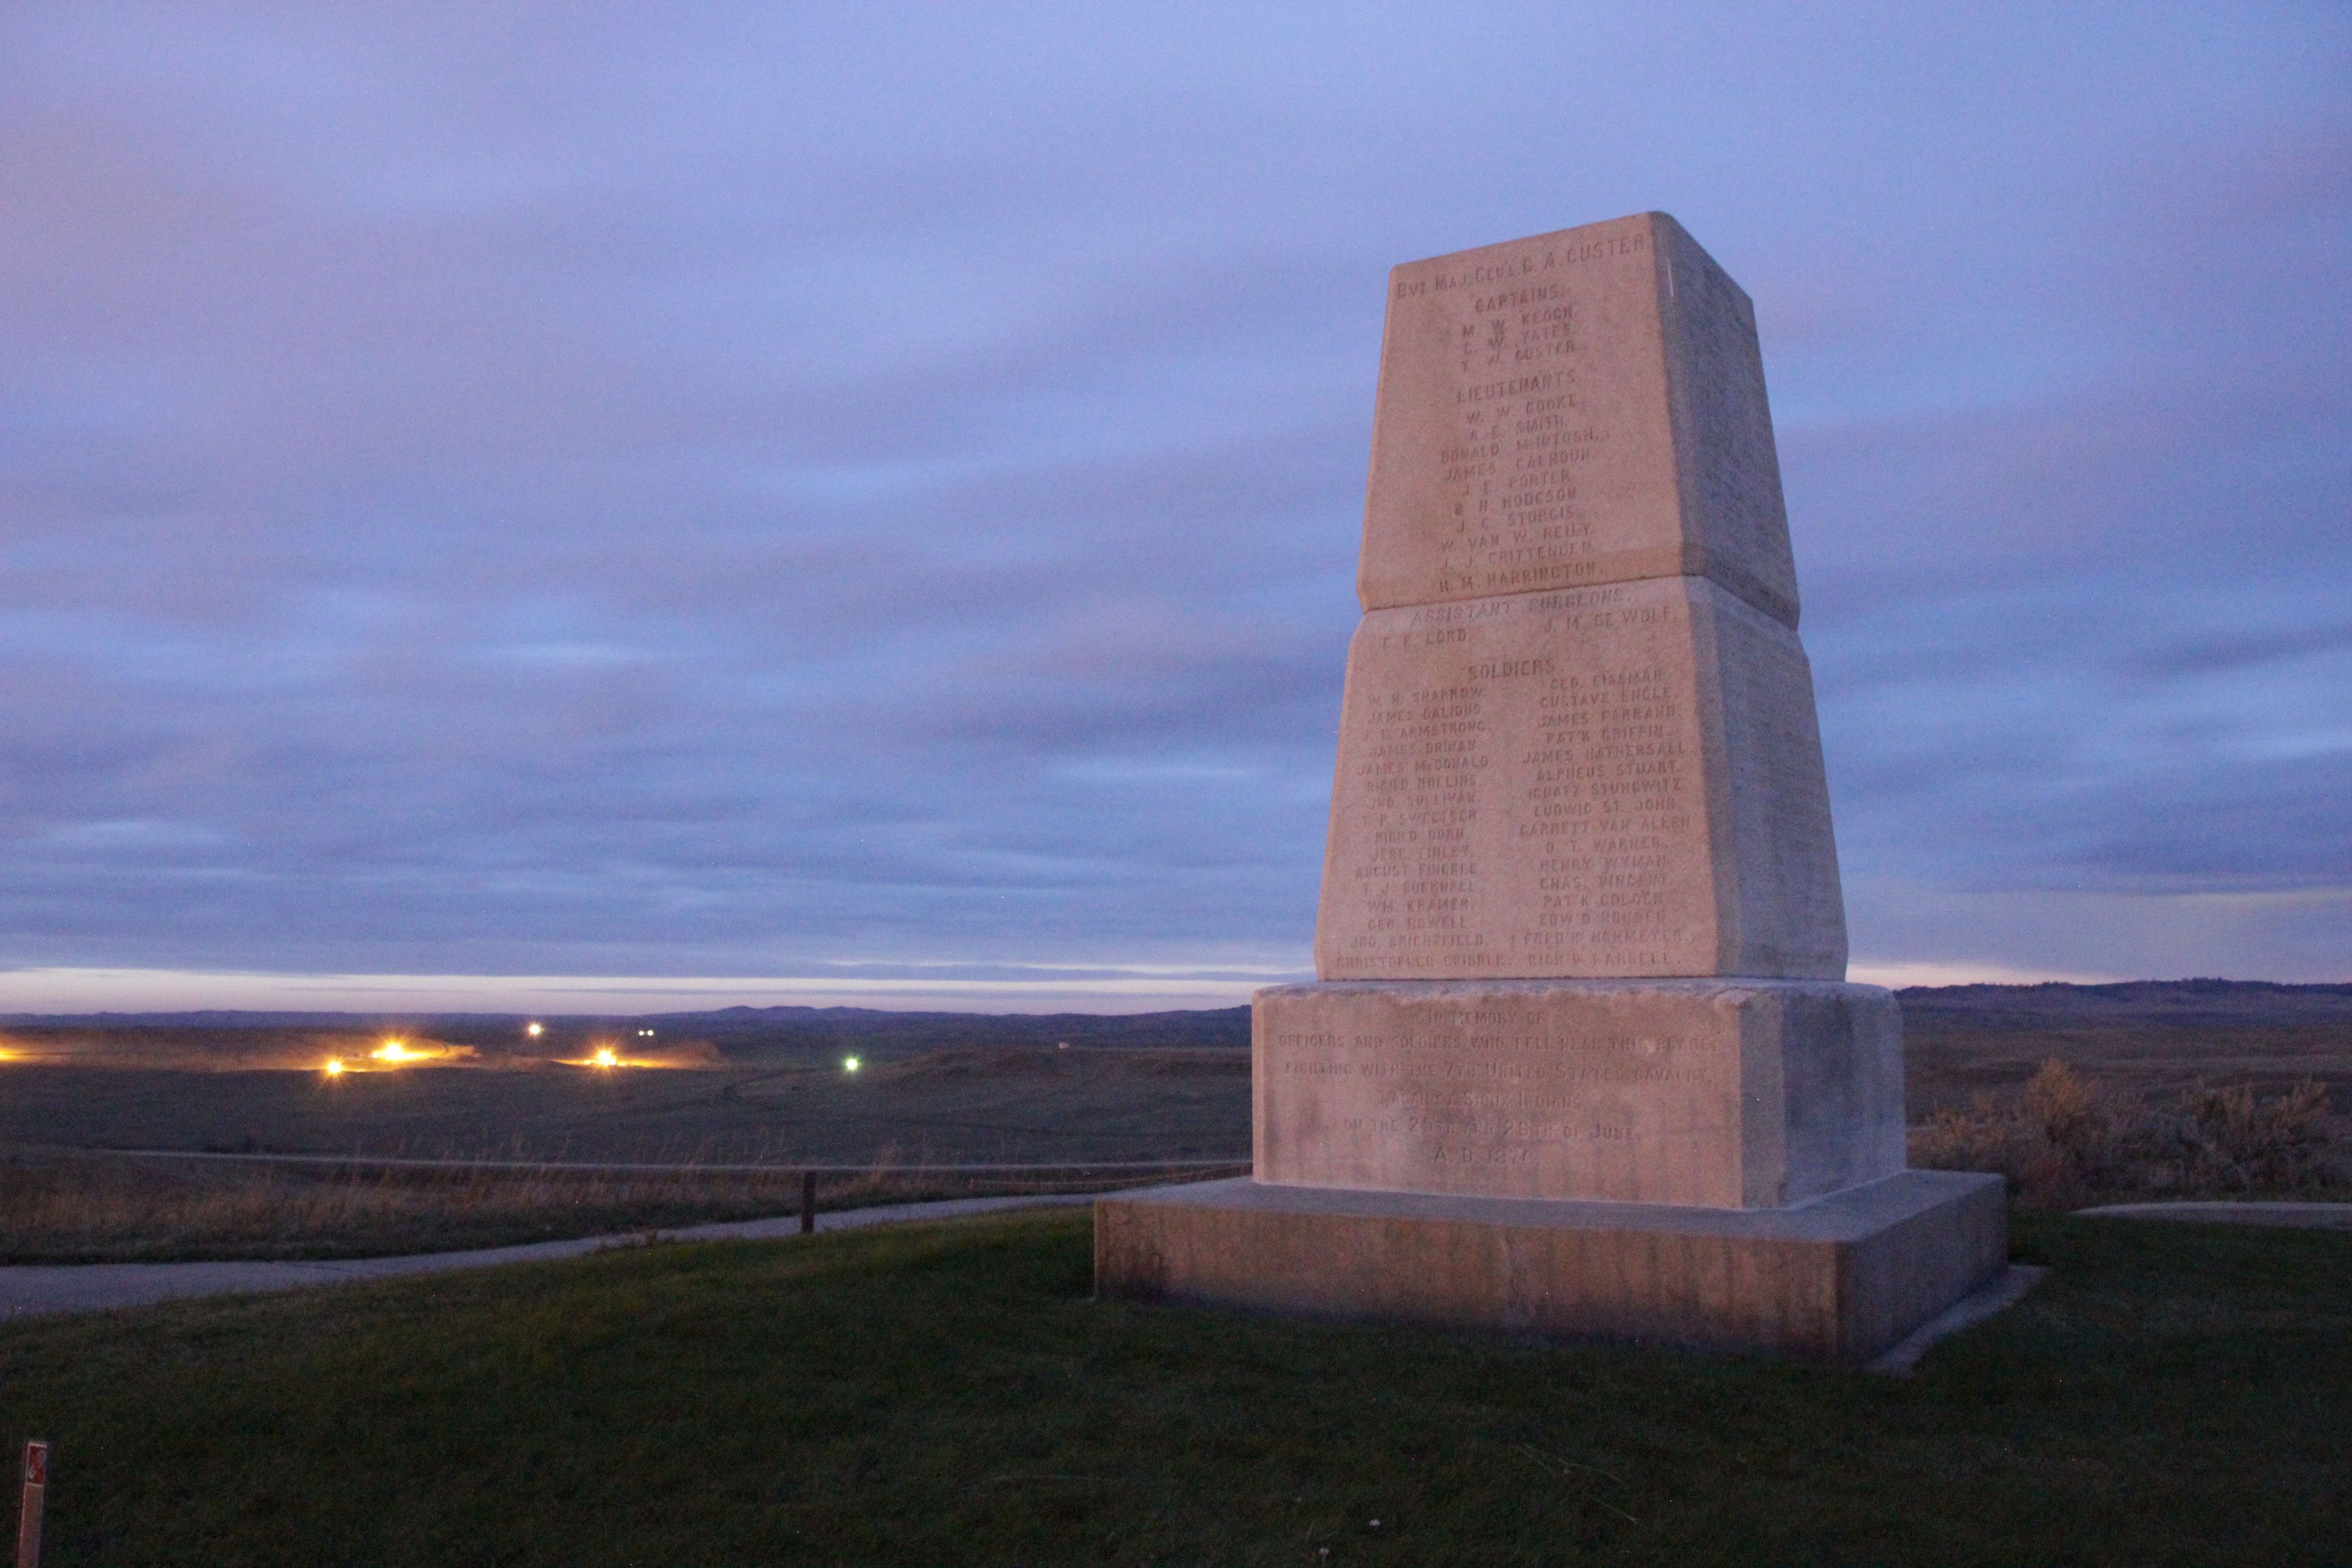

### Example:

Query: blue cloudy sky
xmin=2 ymin=4 xmax=2345 ymax=1012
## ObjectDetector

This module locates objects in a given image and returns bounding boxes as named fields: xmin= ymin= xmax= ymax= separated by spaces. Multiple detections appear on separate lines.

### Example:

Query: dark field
xmin=7 ymin=982 xmax=2346 ymax=1159
xmin=0 ymin=1046 xmax=1252 ymax=1165
xmin=0 ymin=1002 xmax=1253 ymax=1164
xmin=0 ymin=1045 xmax=1250 ymax=1261
xmin=3 ymin=982 xmax=2343 ymax=1259
xmin=0 ymin=1014 xmax=1256 ymax=1259
xmin=1902 ymin=980 xmax=2352 ymax=1114
xmin=2 ymin=1208 xmax=2346 ymax=1566
xmin=1909 ymin=1023 xmax=2352 ymax=1113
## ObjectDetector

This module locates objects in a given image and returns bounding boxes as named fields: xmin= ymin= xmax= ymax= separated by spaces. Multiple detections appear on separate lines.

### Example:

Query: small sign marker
xmin=16 ymin=1441 xmax=47 ymax=1568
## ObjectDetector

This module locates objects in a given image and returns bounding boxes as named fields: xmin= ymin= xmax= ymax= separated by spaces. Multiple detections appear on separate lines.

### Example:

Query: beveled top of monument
xmin=1362 ymin=212 xmax=1801 ymax=626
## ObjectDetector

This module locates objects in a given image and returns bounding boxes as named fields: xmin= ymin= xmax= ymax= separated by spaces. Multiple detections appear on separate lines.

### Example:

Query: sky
xmin=1 ymin=3 xmax=2346 ymax=1014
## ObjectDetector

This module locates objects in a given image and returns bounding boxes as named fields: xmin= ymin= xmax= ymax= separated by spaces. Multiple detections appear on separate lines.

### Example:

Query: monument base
xmin=1256 ymin=978 xmax=1908 ymax=1208
xmin=1095 ymin=1170 xmax=2006 ymax=1365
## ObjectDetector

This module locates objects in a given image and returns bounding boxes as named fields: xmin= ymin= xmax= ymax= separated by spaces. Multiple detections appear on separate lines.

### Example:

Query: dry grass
xmin=1910 ymin=1059 xmax=2350 ymax=1209
xmin=0 ymin=1150 xmax=1237 ymax=1264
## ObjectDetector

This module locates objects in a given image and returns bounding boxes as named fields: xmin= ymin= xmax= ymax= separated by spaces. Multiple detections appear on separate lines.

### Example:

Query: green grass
xmin=3 ymin=1210 xmax=2346 ymax=1566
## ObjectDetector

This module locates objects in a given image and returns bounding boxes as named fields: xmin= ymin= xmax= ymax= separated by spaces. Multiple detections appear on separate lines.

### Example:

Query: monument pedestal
xmin=1095 ymin=1170 xmax=2005 ymax=1365
xmin=1254 ymin=978 xmax=1907 ymax=1208
xmin=1101 ymin=975 xmax=2005 ymax=1365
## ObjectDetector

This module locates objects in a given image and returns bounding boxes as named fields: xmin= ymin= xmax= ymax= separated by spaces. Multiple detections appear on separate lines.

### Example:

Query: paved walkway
xmin=2074 ymin=1200 xmax=2352 ymax=1229
xmin=0 ymin=1193 xmax=1098 ymax=1322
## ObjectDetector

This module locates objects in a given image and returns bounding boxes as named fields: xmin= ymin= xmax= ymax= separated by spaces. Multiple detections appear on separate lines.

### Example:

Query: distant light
xmin=372 ymin=1040 xmax=413 ymax=1063
xmin=526 ymin=1022 xmax=544 ymax=1038
xmin=592 ymin=1047 xmax=619 ymax=1069
xmin=639 ymin=1028 xmax=654 ymax=1038
xmin=843 ymin=1056 xmax=861 ymax=1074
xmin=324 ymin=1058 xmax=345 ymax=1077
xmin=1057 ymin=1041 xmax=1068 ymax=1050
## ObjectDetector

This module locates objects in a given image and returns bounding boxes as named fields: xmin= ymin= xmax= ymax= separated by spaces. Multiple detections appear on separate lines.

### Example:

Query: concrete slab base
xmin=1863 ymin=1264 xmax=2048 ymax=1375
xmin=1095 ymin=1169 xmax=2007 ymax=1365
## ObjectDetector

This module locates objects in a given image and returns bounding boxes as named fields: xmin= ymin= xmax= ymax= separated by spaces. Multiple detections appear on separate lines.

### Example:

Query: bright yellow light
xmin=843 ymin=1055 xmax=861 ymax=1074
xmin=592 ymin=1047 xmax=619 ymax=1069
xmin=526 ymin=1022 xmax=545 ymax=1038
xmin=372 ymin=1040 xmax=413 ymax=1063
xmin=324 ymin=1058 xmax=345 ymax=1077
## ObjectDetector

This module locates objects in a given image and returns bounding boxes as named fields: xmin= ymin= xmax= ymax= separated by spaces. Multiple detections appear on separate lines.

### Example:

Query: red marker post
xmin=15 ymin=1441 xmax=46 ymax=1568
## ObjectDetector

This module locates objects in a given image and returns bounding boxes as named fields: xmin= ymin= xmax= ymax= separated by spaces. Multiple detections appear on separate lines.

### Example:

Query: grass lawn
xmin=2 ymin=1209 xmax=2345 ymax=1566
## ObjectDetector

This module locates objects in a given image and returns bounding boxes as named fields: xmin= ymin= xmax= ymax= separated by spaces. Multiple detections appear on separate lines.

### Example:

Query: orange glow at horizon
xmin=344 ymin=1038 xmax=472 ymax=1069
xmin=551 ymin=1043 xmax=682 ymax=1069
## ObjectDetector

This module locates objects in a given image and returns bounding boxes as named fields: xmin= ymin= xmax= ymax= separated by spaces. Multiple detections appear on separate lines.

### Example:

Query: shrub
xmin=1910 ymin=1061 xmax=2348 ymax=1209
xmin=2157 ymin=1080 xmax=2335 ymax=1193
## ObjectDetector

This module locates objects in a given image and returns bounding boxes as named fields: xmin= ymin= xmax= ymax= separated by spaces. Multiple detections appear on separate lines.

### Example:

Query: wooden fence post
xmin=800 ymin=1169 xmax=816 ymax=1234
xmin=16 ymin=1440 xmax=46 ymax=1568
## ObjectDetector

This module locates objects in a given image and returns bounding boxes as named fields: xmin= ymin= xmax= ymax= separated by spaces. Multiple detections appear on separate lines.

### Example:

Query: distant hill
xmin=1895 ymin=979 xmax=2352 ymax=1032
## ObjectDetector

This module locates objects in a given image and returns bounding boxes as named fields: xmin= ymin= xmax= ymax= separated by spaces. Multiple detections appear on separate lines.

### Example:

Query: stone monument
xmin=1096 ymin=213 xmax=2006 ymax=1363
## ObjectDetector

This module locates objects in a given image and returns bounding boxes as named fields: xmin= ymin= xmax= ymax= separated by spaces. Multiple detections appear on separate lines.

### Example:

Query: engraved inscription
xmin=1259 ymin=989 xmax=1746 ymax=1202
xmin=1360 ymin=212 xmax=1802 ymax=622
xmin=1322 ymin=576 xmax=1720 ymax=979
xmin=1371 ymin=219 xmax=1668 ymax=609
xmin=1427 ymin=283 xmax=1608 ymax=601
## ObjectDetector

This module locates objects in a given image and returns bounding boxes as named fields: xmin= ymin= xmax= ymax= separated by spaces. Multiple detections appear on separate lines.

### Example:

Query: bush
xmin=2163 ymin=1080 xmax=2335 ymax=1193
xmin=1910 ymin=1061 xmax=2348 ymax=1209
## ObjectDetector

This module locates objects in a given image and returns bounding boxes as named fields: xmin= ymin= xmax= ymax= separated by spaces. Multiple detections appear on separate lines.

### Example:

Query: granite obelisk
xmin=1096 ymin=213 xmax=2004 ymax=1363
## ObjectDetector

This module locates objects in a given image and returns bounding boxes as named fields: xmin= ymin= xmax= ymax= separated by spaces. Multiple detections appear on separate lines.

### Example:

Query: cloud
xmin=0 ymin=2 xmax=2346 ymax=1003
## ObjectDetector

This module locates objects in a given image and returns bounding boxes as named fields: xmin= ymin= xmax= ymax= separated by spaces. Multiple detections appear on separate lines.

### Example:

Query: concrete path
xmin=0 ymin=1193 xmax=1098 ymax=1323
xmin=2073 ymin=1200 xmax=2352 ymax=1229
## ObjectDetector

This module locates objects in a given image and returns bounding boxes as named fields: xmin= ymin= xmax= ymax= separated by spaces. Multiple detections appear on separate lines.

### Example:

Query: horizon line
xmin=4 ymin=960 xmax=2331 ymax=1017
